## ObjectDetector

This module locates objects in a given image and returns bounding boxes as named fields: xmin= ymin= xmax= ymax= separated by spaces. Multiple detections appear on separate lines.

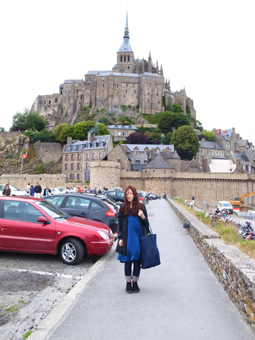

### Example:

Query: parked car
xmin=50 ymin=188 xmax=63 ymax=195
xmin=82 ymin=193 xmax=120 ymax=212
xmin=217 ymin=201 xmax=233 ymax=214
xmin=148 ymin=193 xmax=159 ymax=200
xmin=137 ymin=191 xmax=149 ymax=204
xmin=0 ymin=196 xmax=114 ymax=265
xmin=105 ymin=190 xmax=125 ymax=203
xmin=114 ymin=187 xmax=123 ymax=191
xmin=43 ymin=193 xmax=118 ymax=233
xmin=0 ymin=184 xmax=30 ymax=197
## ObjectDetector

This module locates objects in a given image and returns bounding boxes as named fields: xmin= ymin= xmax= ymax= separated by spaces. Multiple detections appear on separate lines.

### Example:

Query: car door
xmin=0 ymin=200 xmax=55 ymax=252
xmin=88 ymin=200 xmax=105 ymax=224
xmin=62 ymin=196 xmax=91 ymax=218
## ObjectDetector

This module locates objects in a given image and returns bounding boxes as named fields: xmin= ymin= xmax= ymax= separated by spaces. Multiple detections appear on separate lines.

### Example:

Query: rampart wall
xmin=0 ymin=131 xmax=21 ymax=141
xmin=34 ymin=141 xmax=63 ymax=164
xmin=168 ymin=199 xmax=255 ymax=332
xmin=0 ymin=174 xmax=66 ymax=191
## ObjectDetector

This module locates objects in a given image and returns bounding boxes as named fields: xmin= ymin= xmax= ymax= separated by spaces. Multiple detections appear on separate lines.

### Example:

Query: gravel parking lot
xmin=0 ymin=252 xmax=96 ymax=340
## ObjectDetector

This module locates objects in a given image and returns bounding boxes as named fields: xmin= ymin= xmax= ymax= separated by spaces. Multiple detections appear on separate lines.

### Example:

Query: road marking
xmin=8 ymin=268 xmax=82 ymax=279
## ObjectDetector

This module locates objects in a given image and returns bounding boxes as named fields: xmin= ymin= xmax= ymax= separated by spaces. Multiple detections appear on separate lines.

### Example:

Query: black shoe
xmin=133 ymin=281 xmax=140 ymax=293
xmin=126 ymin=281 xmax=133 ymax=294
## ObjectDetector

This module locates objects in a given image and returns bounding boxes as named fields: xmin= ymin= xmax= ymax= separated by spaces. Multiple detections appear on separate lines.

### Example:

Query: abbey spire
xmin=123 ymin=10 xmax=130 ymax=39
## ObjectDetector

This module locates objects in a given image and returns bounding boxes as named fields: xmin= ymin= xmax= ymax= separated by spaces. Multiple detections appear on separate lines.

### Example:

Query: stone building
xmin=32 ymin=12 xmax=196 ymax=129
xmin=214 ymin=127 xmax=254 ymax=156
xmin=198 ymin=140 xmax=226 ymax=159
xmin=62 ymin=134 xmax=113 ymax=182
xmin=231 ymin=150 xmax=255 ymax=173
xmin=105 ymin=143 xmax=180 ymax=172
xmin=107 ymin=124 xmax=137 ymax=142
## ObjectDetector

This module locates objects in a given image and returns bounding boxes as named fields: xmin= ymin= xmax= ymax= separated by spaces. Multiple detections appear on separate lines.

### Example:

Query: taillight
xmin=140 ymin=197 xmax=144 ymax=202
xmin=104 ymin=202 xmax=115 ymax=217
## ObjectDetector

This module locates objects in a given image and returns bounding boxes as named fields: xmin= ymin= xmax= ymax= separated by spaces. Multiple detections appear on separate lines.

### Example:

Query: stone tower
xmin=116 ymin=11 xmax=134 ymax=73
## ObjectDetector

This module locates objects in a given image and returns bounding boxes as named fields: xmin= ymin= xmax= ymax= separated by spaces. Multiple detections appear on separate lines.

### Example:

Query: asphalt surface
xmin=46 ymin=199 xmax=255 ymax=340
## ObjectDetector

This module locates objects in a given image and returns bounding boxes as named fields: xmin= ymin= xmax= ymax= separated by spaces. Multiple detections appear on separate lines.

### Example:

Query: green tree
xmin=58 ymin=125 xmax=74 ymax=144
xmin=73 ymin=121 xmax=95 ymax=140
xmin=119 ymin=115 xmax=134 ymax=125
xmin=94 ymin=123 xmax=110 ymax=136
xmin=98 ymin=117 xmax=110 ymax=125
xmin=172 ymin=104 xmax=183 ymax=113
xmin=12 ymin=109 xmax=46 ymax=131
xmin=24 ymin=129 xmax=56 ymax=142
xmin=171 ymin=126 xmax=199 ymax=160
xmin=173 ymin=112 xmax=191 ymax=129
xmin=201 ymin=130 xmax=216 ymax=142
xmin=157 ymin=111 xmax=174 ymax=135
xmin=53 ymin=124 xmax=69 ymax=141
xmin=161 ymin=131 xmax=173 ymax=145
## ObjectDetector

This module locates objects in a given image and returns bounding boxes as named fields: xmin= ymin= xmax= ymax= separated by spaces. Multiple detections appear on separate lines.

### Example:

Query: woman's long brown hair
xmin=122 ymin=185 xmax=141 ymax=216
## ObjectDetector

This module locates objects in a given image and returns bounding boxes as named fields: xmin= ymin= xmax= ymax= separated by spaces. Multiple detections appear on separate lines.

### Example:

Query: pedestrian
xmin=98 ymin=188 xmax=102 ymax=194
xmin=26 ymin=183 xmax=30 ymax=194
xmin=30 ymin=185 xmax=35 ymax=196
xmin=43 ymin=186 xmax=51 ymax=196
xmin=78 ymin=187 xmax=82 ymax=192
xmin=34 ymin=182 xmax=42 ymax=198
xmin=2 ymin=184 xmax=11 ymax=196
xmin=84 ymin=187 xmax=87 ymax=193
xmin=92 ymin=187 xmax=97 ymax=194
xmin=116 ymin=184 xmax=150 ymax=294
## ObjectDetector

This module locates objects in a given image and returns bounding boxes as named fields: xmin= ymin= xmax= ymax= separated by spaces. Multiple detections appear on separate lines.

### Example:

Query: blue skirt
xmin=118 ymin=215 xmax=143 ymax=263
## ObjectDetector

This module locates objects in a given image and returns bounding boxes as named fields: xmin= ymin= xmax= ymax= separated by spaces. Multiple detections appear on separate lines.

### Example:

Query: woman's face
xmin=126 ymin=189 xmax=134 ymax=203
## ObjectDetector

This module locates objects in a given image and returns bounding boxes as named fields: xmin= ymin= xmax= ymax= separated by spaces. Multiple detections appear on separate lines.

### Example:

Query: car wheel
xmin=59 ymin=238 xmax=84 ymax=265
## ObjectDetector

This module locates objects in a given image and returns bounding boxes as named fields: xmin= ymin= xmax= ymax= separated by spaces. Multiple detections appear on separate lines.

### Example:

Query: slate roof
xmin=144 ymin=153 xmax=174 ymax=169
xmin=125 ymin=144 xmax=174 ymax=152
xmin=64 ymin=79 xmax=82 ymax=84
xmin=63 ymin=135 xmax=110 ymax=153
xmin=236 ymin=139 xmax=249 ymax=147
xmin=107 ymin=125 xmax=137 ymax=130
xmin=181 ymin=159 xmax=202 ymax=172
xmin=221 ymin=129 xmax=232 ymax=140
xmin=118 ymin=38 xmax=133 ymax=52
xmin=199 ymin=141 xmax=225 ymax=150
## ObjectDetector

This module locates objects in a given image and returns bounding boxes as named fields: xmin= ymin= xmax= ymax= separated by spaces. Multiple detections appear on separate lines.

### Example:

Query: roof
xmin=165 ymin=151 xmax=181 ymax=159
xmin=118 ymin=38 xmax=133 ymax=52
xmin=221 ymin=129 xmax=233 ymax=140
xmin=236 ymin=139 xmax=249 ymax=147
xmin=243 ymin=150 xmax=255 ymax=163
xmin=107 ymin=125 xmax=137 ymax=130
xmin=181 ymin=159 xmax=202 ymax=172
xmin=125 ymin=144 xmax=174 ymax=152
xmin=209 ymin=159 xmax=236 ymax=173
xmin=199 ymin=141 xmax=225 ymax=150
xmin=143 ymin=72 xmax=164 ymax=78
xmin=63 ymin=135 xmax=110 ymax=153
xmin=64 ymin=79 xmax=82 ymax=84
xmin=144 ymin=153 xmax=174 ymax=169
xmin=87 ymin=71 xmax=140 ymax=78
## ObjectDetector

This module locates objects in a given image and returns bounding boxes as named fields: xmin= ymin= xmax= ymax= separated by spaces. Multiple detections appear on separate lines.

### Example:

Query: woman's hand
xmin=138 ymin=209 xmax=146 ymax=220
xmin=119 ymin=239 xmax=123 ymax=246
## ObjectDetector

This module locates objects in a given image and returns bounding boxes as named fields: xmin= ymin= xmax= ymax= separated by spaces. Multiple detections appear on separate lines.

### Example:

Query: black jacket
xmin=116 ymin=203 xmax=150 ymax=256
xmin=34 ymin=185 xmax=42 ymax=193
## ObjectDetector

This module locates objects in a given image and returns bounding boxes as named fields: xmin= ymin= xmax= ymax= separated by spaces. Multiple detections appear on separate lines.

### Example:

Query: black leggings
xmin=124 ymin=259 xmax=140 ymax=281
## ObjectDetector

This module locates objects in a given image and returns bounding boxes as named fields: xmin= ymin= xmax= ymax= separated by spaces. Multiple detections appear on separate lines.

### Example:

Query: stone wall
xmin=0 ymin=174 xmax=66 ymax=191
xmin=168 ymin=199 xmax=255 ymax=332
xmin=90 ymin=161 xmax=121 ymax=190
xmin=34 ymin=141 xmax=63 ymax=164
xmin=0 ymin=131 xmax=21 ymax=141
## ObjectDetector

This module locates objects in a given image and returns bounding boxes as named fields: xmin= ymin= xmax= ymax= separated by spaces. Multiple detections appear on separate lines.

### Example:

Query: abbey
xmin=32 ymin=13 xmax=196 ymax=128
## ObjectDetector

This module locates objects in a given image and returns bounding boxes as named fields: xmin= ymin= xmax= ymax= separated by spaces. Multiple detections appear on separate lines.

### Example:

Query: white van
xmin=217 ymin=201 xmax=233 ymax=214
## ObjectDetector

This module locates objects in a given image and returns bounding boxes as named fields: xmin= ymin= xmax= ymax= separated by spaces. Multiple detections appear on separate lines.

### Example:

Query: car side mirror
xmin=38 ymin=216 xmax=49 ymax=224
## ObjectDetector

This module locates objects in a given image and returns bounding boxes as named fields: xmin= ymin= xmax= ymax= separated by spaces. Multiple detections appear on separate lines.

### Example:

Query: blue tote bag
xmin=140 ymin=226 xmax=161 ymax=269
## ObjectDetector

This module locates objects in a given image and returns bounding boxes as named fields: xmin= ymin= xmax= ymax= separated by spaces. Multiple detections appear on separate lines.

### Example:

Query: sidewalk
xmin=45 ymin=199 xmax=254 ymax=340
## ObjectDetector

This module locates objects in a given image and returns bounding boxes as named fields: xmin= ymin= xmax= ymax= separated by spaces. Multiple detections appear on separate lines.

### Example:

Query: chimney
xmin=216 ymin=129 xmax=221 ymax=137
xmin=87 ymin=131 xmax=95 ymax=142
xmin=67 ymin=136 xmax=72 ymax=144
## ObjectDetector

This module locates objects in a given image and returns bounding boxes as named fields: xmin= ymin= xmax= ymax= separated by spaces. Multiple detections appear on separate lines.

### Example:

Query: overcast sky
xmin=1 ymin=0 xmax=254 ymax=144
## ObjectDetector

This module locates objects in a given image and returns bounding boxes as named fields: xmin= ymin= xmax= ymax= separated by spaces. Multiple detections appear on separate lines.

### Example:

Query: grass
xmin=23 ymin=330 xmax=33 ymax=339
xmin=5 ymin=306 xmax=18 ymax=312
xmin=174 ymin=198 xmax=255 ymax=260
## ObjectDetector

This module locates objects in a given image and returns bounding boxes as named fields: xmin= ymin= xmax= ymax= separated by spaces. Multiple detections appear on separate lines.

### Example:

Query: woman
xmin=30 ymin=185 xmax=34 ymax=196
xmin=117 ymin=185 xmax=150 ymax=294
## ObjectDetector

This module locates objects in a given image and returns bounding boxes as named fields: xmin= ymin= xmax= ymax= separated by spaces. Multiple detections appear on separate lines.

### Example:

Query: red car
xmin=0 ymin=197 xmax=114 ymax=265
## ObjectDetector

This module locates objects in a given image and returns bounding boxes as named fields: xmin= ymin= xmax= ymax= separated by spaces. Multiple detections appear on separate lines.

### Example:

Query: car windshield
xmin=35 ymin=200 xmax=68 ymax=219
xmin=10 ymin=185 xmax=21 ymax=191
xmin=223 ymin=203 xmax=231 ymax=208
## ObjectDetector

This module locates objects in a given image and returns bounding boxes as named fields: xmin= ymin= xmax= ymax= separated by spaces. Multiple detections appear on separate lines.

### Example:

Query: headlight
xmin=98 ymin=231 xmax=109 ymax=240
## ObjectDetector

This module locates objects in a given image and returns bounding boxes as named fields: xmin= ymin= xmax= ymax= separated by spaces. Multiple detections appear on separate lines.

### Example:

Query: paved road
xmin=47 ymin=200 xmax=255 ymax=340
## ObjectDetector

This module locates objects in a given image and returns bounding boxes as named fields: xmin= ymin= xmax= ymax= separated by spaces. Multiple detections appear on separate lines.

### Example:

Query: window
xmin=90 ymin=201 xmax=101 ymax=210
xmin=135 ymin=151 xmax=138 ymax=155
xmin=3 ymin=201 xmax=43 ymax=222
xmin=77 ymin=163 xmax=80 ymax=170
xmin=65 ymin=164 xmax=68 ymax=170
xmin=130 ymin=78 xmax=132 ymax=81
xmin=65 ymin=155 xmax=68 ymax=161
xmin=144 ymin=160 xmax=147 ymax=163
xmin=86 ymin=162 xmax=89 ymax=170
xmin=70 ymin=173 xmax=74 ymax=180
xmin=66 ymin=196 xmax=91 ymax=209
xmin=78 ymin=154 xmax=81 ymax=160
xmin=77 ymin=173 xmax=80 ymax=180
xmin=102 ymin=77 xmax=104 ymax=80
xmin=45 ymin=196 xmax=65 ymax=208
xmin=99 ymin=152 xmax=102 ymax=159
xmin=221 ymin=152 xmax=224 ymax=156
xmin=135 ymin=160 xmax=140 ymax=163
xmin=71 ymin=154 xmax=74 ymax=161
